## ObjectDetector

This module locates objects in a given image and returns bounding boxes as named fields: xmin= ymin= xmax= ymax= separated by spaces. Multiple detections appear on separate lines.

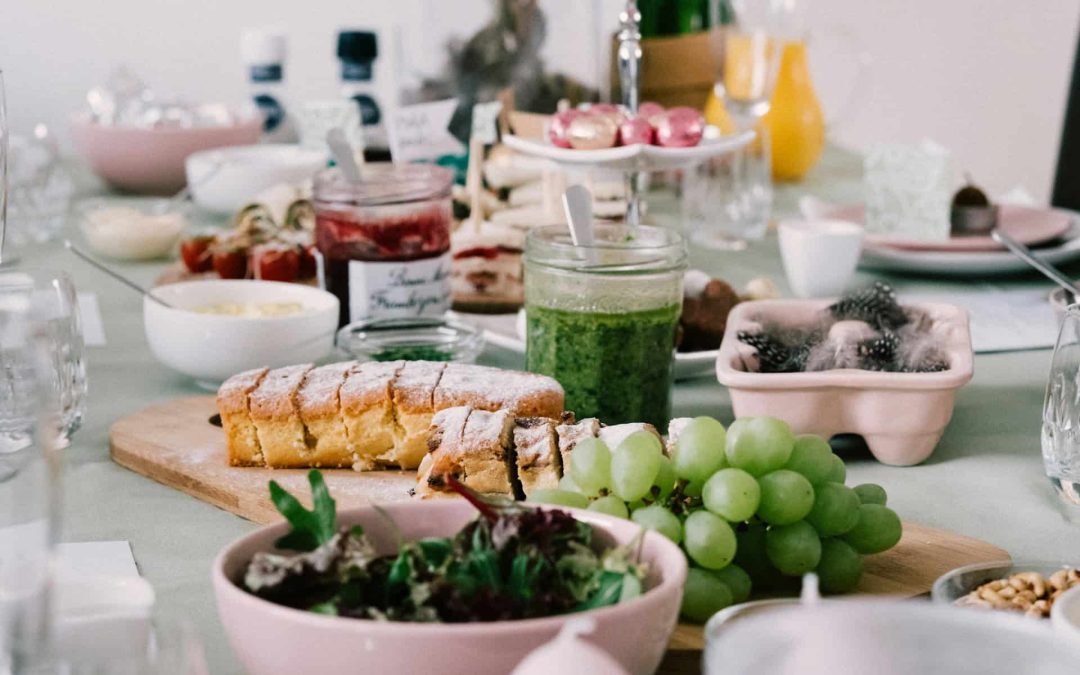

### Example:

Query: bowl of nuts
xmin=932 ymin=561 xmax=1080 ymax=618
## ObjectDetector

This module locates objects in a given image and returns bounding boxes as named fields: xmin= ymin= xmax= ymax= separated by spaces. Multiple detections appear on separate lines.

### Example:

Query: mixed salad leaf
xmin=244 ymin=471 xmax=646 ymax=623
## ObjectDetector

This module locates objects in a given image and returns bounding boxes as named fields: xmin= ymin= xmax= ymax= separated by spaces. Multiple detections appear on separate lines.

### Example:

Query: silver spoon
xmin=64 ymin=240 xmax=175 ymax=308
xmin=992 ymin=229 xmax=1078 ymax=304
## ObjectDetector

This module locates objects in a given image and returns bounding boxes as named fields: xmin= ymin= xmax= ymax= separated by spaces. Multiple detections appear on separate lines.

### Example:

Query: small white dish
xmin=186 ymin=144 xmax=326 ymax=214
xmin=77 ymin=197 xmax=187 ymax=261
xmin=778 ymin=218 xmax=863 ymax=298
xmin=144 ymin=279 xmax=338 ymax=387
xmin=53 ymin=574 xmax=155 ymax=664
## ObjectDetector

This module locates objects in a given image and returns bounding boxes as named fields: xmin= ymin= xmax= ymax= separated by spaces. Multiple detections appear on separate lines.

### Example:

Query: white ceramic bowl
xmin=144 ymin=280 xmax=338 ymax=387
xmin=213 ymin=501 xmax=687 ymax=675
xmin=186 ymin=144 xmax=327 ymax=214
xmin=1052 ymin=585 xmax=1080 ymax=646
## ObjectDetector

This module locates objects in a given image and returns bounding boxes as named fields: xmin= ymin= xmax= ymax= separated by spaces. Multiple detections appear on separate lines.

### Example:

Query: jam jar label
xmin=348 ymin=254 xmax=451 ymax=320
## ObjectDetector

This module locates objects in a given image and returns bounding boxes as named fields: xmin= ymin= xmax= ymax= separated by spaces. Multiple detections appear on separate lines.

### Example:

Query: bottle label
xmin=350 ymin=94 xmax=381 ymax=126
xmin=348 ymin=253 xmax=451 ymax=321
xmin=254 ymin=94 xmax=285 ymax=132
xmin=250 ymin=64 xmax=283 ymax=82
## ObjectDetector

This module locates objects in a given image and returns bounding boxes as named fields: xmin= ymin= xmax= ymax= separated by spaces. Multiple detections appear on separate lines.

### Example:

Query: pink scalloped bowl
xmin=71 ymin=113 xmax=263 ymax=194
xmin=716 ymin=299 xmax=973 ymax=466
xmin=212 ymin=500 xmax=687 ymax=675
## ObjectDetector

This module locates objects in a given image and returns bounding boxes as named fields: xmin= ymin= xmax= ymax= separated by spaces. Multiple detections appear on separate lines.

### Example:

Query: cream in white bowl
xmin=144 ymin=280 xmax=338 ymax=387
xmin=186 ymin=144 xmax=326 ymax=214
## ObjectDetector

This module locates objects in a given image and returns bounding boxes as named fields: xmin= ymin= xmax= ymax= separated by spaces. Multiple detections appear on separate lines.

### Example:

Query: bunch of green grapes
xmin=528 ymin=416 xmax=902 ymax=623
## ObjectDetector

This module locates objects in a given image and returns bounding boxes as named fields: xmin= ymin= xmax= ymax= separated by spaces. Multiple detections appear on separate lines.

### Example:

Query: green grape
xmin=588 ymin=494 xmax=630 ymax=519
xmin=725 ymin=417 xmax=795 ymax=476
xmin=853 ymin=483 xmax=888 ymax=506
xmin=785 ymin=435 xmax=834 ymax=485
xmin=765 ymin=521 xmax=822 ymax=576
xmin=632 ymin=504 xmax=683 ymax=543
xmin=703 ymin=468 xmax=760 ymax=522
xmin=650 ymin=455 xmax=677 ymax=501
xmin=611 ymin=431 xmax=663 ymax=502
xmin=756 ymin=470 xmax=815 ymax=525
xmin=709 ymin=563 xmax=752 ymax=603
xmin=734 ymin=524 xmax=788 ymax=592
xmin=559 ymin=473 xmax=582 ymax=493
xmin=816 ymin=538 xmax=863 ymax=593
xmin=843 ymin=504 xmax=902 ymax=554
xmin=681 ymin=568 xmax=734 ymax=623
xmin=569 ymin=438 xmax=612 ymax=496
xmin=683 ymin=511 xmax=737 ymax=569
xmin=527 ymin=489 xmax=589 ymax=510
xmin=806 ymin=482 xmax=860 ymax=536
xmin=672 ymin=417 xmax=728 ymax=482
xmin=824 ymin=454 xmax=847 ymax=484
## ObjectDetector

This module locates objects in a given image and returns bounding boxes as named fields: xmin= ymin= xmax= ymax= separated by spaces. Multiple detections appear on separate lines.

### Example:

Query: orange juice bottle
xmin=762 ymin=40 xmax=825 ymax=181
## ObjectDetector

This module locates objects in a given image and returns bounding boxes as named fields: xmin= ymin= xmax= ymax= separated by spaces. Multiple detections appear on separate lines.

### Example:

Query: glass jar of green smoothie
xmin=524 ymin=224 xmax=687 ymax=430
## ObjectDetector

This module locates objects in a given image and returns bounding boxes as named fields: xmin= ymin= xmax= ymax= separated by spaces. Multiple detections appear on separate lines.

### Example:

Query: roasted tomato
xmin=212 ymin=247 xmax=249 ymax=280
xmin=179 ymin=236 xmax=215 ymax=273
xmin=255 ymin=246 xmax=300 ymax=283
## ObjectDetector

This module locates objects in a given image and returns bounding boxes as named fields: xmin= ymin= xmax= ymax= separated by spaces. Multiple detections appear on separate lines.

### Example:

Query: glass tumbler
xmin=0 ymin=300 xmax=61 ymax=672
xmin=524 ymin=224 xmax=687 ymax=430
xmin=0 ymin=270 xmax=86 ymax=448
xmin=1043 ymin=305 xmax=1080 ymax=512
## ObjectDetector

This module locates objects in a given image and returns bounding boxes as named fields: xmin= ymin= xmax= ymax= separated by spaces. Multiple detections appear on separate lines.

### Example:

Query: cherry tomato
xmin=256 ymin=247 xmax=300 ymax=283
xmin=179 ymin=236 xmax=214 ymax=273
xmin=212 ymin=248 xmax=249 ymax=280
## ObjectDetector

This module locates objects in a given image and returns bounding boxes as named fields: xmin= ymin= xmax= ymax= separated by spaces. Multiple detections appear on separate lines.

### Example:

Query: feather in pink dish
xmin=716 ymin=298 xmax=973 ymax=466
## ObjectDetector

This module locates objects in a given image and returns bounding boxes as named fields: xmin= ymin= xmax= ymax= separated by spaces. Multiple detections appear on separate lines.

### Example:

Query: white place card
xmin=386 ymin=98 xmax=464 ymax=164
xmin=906 ymin=289 xmax=1060 ymax=353
xmin=56 ymin=541 xmax=139 ymax=578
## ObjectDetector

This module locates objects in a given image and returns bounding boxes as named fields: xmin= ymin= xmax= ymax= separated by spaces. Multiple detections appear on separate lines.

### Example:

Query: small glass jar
xmin=524 ymin=224 xmax=687 ymax=429
xmin=313 ymin=164 xmax=454 ymax=326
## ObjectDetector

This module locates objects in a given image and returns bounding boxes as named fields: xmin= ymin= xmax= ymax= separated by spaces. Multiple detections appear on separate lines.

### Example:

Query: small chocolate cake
xmin=679 ymin=278 xmax=741 ymax=352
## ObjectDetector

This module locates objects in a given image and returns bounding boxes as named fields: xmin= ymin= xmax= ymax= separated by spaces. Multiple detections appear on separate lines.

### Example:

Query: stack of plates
xmin=828 ymin=204 xmax=1080 ymax=276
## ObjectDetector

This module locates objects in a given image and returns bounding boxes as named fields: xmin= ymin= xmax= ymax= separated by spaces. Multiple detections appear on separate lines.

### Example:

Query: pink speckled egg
xmin=567 ymin=114 xmax=619 ymax=150
xmin=548 ymin=109 xmax=585 ymax=148
xmin=655 ymin=107 xmax=705 ymax=148
xmin=637 ymin=101 xmax=666 ymax=125
xmin=617 ymin=116 xmax=654 ymax=146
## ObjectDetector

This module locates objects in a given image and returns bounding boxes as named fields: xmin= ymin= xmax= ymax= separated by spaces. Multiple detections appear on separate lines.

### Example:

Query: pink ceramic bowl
xmin=716 ymin=299 xmax=973 ymax=466
xmin=70 ymin=113 xmax=262 ymax=195
xmin=212 ymin=500 xmax=687 ymax=675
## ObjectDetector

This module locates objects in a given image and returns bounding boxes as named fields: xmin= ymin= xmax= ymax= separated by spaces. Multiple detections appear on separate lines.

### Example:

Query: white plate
xmin=859 ymin=217 xmax=1080 ymax=276
xmin=502 ymin=128 xmax=755 ymax=172
xmin=473 ymin=309 xmax=717 ymax=381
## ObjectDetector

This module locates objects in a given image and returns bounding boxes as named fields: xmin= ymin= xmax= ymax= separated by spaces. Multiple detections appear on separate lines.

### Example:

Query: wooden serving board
xmin=110 ymin=396 xmax=1010 ymax=657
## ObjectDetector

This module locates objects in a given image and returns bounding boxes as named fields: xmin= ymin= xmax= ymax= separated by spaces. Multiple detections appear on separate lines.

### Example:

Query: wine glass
xmin=686 ymin=0 xmax=786 ymax=251
xmin=0 ymin=299 xmax=62 ymax=672
xmin=0 ymin=270 xmax=87 ymax=448
xmin=1042 ymin=304 xmax=1080 ymax=518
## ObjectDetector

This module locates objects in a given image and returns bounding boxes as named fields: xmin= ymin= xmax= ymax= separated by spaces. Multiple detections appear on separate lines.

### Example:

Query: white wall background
xmin=1 ymin=0 xmax=1078 ymax=199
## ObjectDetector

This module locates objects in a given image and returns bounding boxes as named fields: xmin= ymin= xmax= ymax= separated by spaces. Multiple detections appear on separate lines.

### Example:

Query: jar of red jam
xmin=313 ymin=164 xmax=454 ymax=326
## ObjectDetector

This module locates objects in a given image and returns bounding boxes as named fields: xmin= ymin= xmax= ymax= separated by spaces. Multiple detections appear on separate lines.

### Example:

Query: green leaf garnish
xmin=270 ymin=470 xmax=337 ymax=551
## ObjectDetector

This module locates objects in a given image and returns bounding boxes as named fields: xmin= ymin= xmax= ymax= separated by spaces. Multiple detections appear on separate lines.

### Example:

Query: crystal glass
xmin=0 ymin=303 xmax=61 ymax=672
xmin=1042 ymin=304 xmax=1080 ymax=514
xmin=688 ymin=0 xmax=786 ymax=250
xmin=0 ymin=270 xmax=86 ymax=449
